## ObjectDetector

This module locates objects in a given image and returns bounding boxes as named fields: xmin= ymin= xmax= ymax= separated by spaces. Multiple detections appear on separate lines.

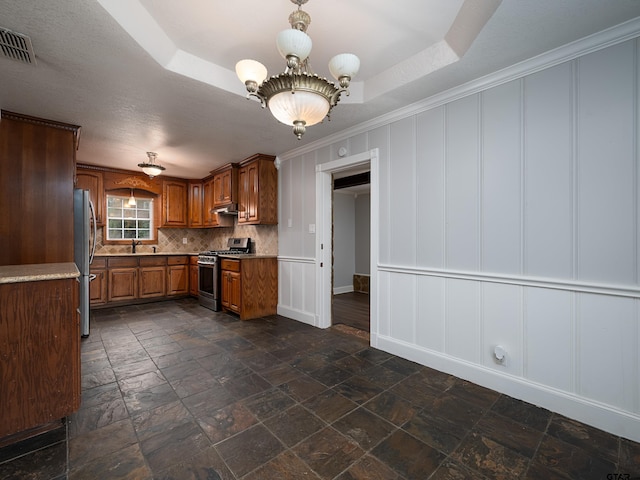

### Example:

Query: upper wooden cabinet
xmin=188 ymin=181 xmax=204 ymax=228
xmin=212 ymin=163 xmax=238 ymax=207
xmin=202 ymin=177 xmax=218 ymax=227
xmin=75 ymin=168 xmax=104 ymax=225
xmin=238 ymin=154 xmax=278 ymax=225
xmin=162 ymin=180 xmax=188 ymax=227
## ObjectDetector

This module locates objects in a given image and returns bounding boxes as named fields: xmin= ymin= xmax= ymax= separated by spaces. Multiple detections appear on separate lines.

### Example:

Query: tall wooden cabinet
xmin=0 ymin=111 xmax=80 ymax=266
xmin=238 ymin=154 xmax=277 ymax=225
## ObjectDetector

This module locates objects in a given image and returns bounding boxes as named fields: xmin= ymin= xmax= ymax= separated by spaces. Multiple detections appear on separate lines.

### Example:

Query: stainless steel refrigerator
xmin=73 ymin=189 xmax=97 ymax=337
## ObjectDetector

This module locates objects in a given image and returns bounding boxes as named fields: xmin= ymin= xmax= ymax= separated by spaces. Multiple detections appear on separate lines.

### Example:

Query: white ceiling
xmin=2 ymin=0 xmax=640 ymax=179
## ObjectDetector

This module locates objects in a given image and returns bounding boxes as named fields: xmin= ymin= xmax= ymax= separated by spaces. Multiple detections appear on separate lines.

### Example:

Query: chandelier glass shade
xmin=137 ymin=151 xmax=165 ymax=178
xmin=235 ymin=0 xmax=360 ymax=139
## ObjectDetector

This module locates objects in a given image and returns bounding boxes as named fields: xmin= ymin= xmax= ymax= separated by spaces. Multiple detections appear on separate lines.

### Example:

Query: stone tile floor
xmin=1 ymin=298 xmax=639 ymax=479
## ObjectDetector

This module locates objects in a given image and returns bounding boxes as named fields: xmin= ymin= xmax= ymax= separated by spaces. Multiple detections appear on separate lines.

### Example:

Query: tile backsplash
xmin=94 ymin=224 xmax=278 ymax=255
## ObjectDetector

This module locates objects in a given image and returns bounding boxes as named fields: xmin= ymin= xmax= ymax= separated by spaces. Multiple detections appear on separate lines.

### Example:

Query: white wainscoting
xmin=375 ymin=265 xmax=640 ymax=442
xmin=277 ymin=27 xmax=640 ymax=441
xmin=277 ymin=256 xmax=316 ymax=326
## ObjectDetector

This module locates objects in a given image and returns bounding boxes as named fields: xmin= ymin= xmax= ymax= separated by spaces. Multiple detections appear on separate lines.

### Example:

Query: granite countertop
xmin=0 ymin=262 xmax=80 ymax=284
xmin=217 ymin=253 xmax=278 ymax=259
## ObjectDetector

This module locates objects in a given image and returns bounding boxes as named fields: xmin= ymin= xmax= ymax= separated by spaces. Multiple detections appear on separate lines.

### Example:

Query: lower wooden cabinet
xmin=220 ymin=257 xmax=277 ymax=320
xmin=168 ymin=265 xmax=189 ymax=296
xmin=189 ymin=256 xmax=198 ymax=297
xmin=89 ymin=266 xmax=107 ymax=305
xmin=108 ymin=268 xmax=138 ymax=302
xmin=94 ymin=255 xmax=192 ymax=307
xmin=139 ymin=266 xmax=166 ymax=298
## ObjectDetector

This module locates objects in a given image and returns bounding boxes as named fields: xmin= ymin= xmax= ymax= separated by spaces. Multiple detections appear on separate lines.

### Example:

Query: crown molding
xmin=279 ymin=16 xmax=640 ymax=161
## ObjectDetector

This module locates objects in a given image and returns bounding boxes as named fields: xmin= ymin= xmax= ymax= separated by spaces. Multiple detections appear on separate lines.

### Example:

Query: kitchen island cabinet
xmin=220 ymin=256 xmax=277 ymax=320
xmin=0 ymin=263 xmax=80 ymax=442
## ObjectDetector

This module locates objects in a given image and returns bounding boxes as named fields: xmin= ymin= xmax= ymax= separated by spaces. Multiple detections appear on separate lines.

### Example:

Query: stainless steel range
xmin=197 ymin=237 xmax=251 ymax=311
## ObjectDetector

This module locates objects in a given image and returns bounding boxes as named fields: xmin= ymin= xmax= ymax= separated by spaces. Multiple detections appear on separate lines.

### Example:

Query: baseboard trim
xmin=375 ymin=335 xmax=640 ymax=443
xmin=277 ymin=305 xmax=316 ymax=327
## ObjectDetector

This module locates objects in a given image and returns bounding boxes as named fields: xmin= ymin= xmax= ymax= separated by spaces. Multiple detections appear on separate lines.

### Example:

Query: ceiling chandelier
xmin=137 ymin=151 xmax=165 ymax=178
xmin=235 ymin=0 xmax=360 ymax=140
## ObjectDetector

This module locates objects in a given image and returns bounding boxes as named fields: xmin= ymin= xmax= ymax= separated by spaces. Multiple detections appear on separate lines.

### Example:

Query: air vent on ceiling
xmin=0 ymin=27 xmax=36 ymax=65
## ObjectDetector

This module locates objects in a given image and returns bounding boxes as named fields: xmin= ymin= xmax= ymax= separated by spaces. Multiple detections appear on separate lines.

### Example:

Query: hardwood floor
xmin=332 ymin=291 xmax=370 ymax=332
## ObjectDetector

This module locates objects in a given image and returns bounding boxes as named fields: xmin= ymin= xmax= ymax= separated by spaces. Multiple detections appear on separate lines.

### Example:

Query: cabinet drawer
xmin=107 ymin=257 xmax=138 ymax=268
xmin=139 ymin=256 xmax=166 ymax=266
xmin=189 ymin=255 xmax=199 ymax=265
xmin=167 ymin=256 xmax=188 ymax=265
xmin=220 ymin=259 xmax=240 ymax=272
xmin=91 ymin=257 xmax=107 ymax=268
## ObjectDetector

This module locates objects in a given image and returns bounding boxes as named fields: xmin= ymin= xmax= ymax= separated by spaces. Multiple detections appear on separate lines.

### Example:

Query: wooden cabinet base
xmin=0 ymin=278 xmax=80 ymax=439
xmin=221 ymin=257 xmax=277 ymax=320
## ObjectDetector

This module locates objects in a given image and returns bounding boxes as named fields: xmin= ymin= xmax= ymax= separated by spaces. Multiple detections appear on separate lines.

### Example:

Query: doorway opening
xmin=315 ymin=149 xmax=379 ymax=341
xmin=331 ymin=169 xmax=370 ymax=335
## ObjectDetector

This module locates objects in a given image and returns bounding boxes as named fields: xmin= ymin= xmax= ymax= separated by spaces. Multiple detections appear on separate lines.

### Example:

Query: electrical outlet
xmin=182 ymin=237 xmax=188 ymax=244
xmin=309 ymin=224 xmax=316 ymax=234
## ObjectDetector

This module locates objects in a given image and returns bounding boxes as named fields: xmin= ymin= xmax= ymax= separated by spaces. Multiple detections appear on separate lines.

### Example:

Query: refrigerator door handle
xmin=89 ymin=200 xmax=97 ymax=265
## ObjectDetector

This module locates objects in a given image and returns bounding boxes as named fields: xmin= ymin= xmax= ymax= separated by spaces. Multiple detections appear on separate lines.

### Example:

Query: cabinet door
xmin=189 ymin=265 xmax=198 ymax=297
xmin=162 ymin=180 xmax=188 ymax=227
xmin=202 ymin=178 xmax=219 ymax=227
xmin=228 ymin=271 xmax=241 ymax=313
xmin=167 ymin=265 xmax=189 ymax=295
xmin=139 ymin=266 xmax=166 ymax=298
xmin=220 ymin=271 xmax=230 ymax=309
xmin=108 ymin=268 xmax=138 ymax=301
xmin=76 ymin=169 xmax=104 ymax=225
xmin=237 ymin=164 xmax=253 ymax=224
xmin=89 ymin=269 xmax=107 ymax=305
xmin=189 ymin=182 xmax=203 ymax=228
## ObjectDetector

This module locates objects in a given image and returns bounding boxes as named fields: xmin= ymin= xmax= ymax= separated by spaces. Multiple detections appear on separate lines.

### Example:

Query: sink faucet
xmin=131 ymin=240 xmax=142 ymax=253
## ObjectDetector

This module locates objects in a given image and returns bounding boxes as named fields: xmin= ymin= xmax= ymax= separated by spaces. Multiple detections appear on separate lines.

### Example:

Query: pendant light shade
xmin=235 ymin=0 xmax=359 ymax=139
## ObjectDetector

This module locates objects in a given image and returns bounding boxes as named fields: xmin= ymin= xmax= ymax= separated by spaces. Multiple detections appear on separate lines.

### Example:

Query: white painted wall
xmin=333 ymin=192 xmax=356 ymax=293
xmin=355 ymin=194 xmax=371 ymax=275
xmin=277 ymin=29 xmax=640 ymax=442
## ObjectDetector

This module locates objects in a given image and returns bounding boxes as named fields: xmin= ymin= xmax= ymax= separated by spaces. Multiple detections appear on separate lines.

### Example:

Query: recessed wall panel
xmin=482 ymin=81 xmax=522 ymax=274
xmin=369 ymin=125 xmax=391 ymax=265
xmin=389 ymin=272 xmax=416 ymax=343
xmin=578 ymin=293 xmax=636 ymax=412
xmin=416 ymin=275 xmax=445 ymax=352
xmin=577 ymin=42 xmax=636 ymax=285
xmin=523 ymin=63 xmax=574 ymax=279
xmin=416 ymin=108 xmax=445 ymax=268
xmin=482 ymin=283 xmax=522 ymax=374
xmin=445 ymin=95 xmax=480 ymax=271
xmin=445 ymin=278 xmax=480 ymax=362
xmin=524 ymin=287 xmax=573 ymax=391
xmin=389 ymin=117 xmax=417 ymax=267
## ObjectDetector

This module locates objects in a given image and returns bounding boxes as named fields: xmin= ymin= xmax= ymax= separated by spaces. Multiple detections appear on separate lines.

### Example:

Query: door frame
xmin=315 ymin=148 xmax=379 ymax=340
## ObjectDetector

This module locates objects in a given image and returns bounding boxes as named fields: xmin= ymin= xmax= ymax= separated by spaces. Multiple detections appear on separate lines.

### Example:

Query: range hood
xmin=214 ymin=203 xmax=238 ymax=215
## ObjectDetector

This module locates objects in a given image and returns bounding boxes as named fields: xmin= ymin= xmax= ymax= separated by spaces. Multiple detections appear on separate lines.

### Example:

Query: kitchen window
xmin=106 ymin=194 xmax=154 ymax=241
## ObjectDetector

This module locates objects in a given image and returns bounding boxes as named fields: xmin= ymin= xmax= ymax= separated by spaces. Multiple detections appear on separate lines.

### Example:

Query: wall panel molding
xmin=379 ymin=264 xmax=640 ymax=299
